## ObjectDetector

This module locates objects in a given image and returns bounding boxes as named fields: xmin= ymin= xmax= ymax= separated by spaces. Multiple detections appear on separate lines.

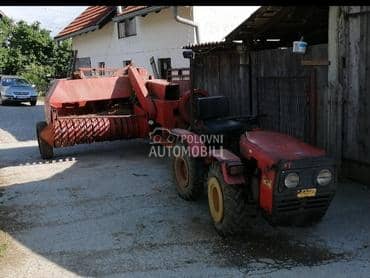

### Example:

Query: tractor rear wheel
xmin=207 ymin=163 xmax=250 ymax=236
xmin=172 ymin=141 xmax=205 ymax=200
xmin=36 ymin=121 xmax=54 ymax=159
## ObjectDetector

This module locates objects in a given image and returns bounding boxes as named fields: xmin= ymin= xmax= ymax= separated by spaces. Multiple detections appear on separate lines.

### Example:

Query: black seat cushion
xmin=195 ymin=96 xmax=229 ymax=120
xmin=202 ymin=119 xmax=245 ymax=135
xmin=193 ymin=95 xmax=245 ymax=135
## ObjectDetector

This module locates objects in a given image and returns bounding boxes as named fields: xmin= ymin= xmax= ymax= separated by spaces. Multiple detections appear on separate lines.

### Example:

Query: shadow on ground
xmin=0 ymin=139 xmax=369 ymax=276
xmin=0 ymin=103 xmax=44 ymax=142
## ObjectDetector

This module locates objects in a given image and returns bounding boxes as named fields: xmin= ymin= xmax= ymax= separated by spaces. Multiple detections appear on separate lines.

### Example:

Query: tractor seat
xmin=194 ymin=96 xmax=245 ymax=135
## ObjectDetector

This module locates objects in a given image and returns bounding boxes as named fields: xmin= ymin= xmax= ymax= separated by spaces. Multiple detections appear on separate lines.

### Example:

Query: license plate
xmin=17 ymin=96 xmax=28 ymax=99
xmin=297 ymin=188 xmax=317 ymax=198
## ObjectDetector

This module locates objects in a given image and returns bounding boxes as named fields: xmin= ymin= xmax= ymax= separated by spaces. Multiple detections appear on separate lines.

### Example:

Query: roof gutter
xmin=172 ymin=6 xmax=200 ymax=44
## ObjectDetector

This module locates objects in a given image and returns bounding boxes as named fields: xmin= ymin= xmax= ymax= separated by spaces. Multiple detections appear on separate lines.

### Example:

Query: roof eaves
xmin=54 ymin=6 xmax=116 ymax=41
xmin=183 ymin=41 xmax=240 ymax=51
xmin=55 ymin=25 xmax=98 ymax=41
xmin=112 ymin=6 xmax=168 ymax=22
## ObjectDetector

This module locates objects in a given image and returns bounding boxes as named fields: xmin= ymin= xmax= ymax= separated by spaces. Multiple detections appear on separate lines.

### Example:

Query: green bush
xmin=18 ymin=63 xmax=55 ymax=95
xmin=0 ymin=17 xmax=72 ymax=94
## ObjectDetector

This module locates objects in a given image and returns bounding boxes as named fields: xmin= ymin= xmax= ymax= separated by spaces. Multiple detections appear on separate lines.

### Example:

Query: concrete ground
xmin=0 ymin=102 xmax=369 ymax=277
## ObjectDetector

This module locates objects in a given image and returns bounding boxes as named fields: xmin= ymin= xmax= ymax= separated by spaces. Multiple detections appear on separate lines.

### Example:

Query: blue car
xmin=0 ymin=75 xmax=38 ymax=106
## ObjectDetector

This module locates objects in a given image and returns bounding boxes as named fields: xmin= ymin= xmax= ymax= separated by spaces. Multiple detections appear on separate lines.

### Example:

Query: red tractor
xmin=36 ymin=65 xmax=336 ymax=236
xmin=168 ymin=95 xmax=336 ymax=235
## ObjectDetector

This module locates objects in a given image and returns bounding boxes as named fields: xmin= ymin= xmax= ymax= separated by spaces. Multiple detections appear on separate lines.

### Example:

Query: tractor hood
xmin=240 ymin=130 xmax=326 ymax=166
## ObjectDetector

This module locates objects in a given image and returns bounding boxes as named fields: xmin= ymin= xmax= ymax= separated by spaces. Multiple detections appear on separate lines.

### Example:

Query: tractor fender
xmin=178 ymin=89 xmax=208 ymax=124
xmin=170 ymin=128 xmax=206 ymax=158
xmin=209 ymin=149 xmax=246 ymax=185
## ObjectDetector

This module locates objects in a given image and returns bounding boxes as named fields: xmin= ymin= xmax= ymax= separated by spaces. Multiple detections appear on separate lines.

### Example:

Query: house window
xmin=158 ymin=58 xmax=171 ymax=79
xmin=75 ymin=57 xmax=91 ymax=70
xmin=118 ymin=18 xmax=136 ymax=39
xmin=98 ymin=62 xmax=105 ymax=76
xmin=123 ymin=60 xmax=132 ymax=66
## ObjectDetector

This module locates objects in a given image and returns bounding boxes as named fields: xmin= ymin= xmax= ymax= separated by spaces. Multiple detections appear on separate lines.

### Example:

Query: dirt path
xmin=0 ymin=103 xmax=369 ymax=277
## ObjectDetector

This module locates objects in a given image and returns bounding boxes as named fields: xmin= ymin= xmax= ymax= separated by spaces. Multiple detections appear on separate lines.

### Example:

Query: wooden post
xmin=327 ymin=6 xmax=344 ymax=166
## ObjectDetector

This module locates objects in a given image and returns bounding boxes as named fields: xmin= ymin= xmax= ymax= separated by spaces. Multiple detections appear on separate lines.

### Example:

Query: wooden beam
xmin=301 ymin=59 xmax=330 ymax=66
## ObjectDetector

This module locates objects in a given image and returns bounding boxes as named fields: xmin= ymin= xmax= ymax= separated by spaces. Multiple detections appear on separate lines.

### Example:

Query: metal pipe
xmin=172 ymin=6 xmax=200 ymax=44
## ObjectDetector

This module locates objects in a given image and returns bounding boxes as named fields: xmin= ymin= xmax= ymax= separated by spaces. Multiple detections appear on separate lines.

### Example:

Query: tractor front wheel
xmin=36 ymin=121 xmax=54 ymax=159
xmin=172 ymin=142 xmax=205 ymax=200
xmin=207 ymin=163 xmax=250 ymax=236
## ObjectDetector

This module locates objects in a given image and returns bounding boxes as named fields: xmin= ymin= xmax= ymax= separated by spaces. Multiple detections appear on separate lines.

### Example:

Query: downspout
xmin=172 ymin=6 xmax=200 ymax=44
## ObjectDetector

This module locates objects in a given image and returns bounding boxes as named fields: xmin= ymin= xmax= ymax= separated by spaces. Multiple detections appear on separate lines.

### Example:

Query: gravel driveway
xmin=0 ymin=102 xmax=369 ymax=277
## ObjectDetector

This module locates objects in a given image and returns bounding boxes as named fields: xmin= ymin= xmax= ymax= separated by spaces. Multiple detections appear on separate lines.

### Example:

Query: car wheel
xmin=30 ymin=100 xmax=37 ymax=106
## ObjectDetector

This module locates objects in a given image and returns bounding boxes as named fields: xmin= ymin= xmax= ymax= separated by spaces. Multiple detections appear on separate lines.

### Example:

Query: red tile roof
xmin=55 ymin=6 xmax=116 ymax=39
xmin=55 ymin=6 xmax=159 ymax=40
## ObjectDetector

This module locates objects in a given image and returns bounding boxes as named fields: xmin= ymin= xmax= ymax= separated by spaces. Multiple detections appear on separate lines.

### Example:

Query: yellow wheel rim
xmin=208 ymin=177 xmax=224 ymax=223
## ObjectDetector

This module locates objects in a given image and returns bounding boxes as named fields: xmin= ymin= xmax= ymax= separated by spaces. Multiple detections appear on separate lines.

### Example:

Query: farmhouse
xmin=55 ymin=6 xmax=258 ymax=78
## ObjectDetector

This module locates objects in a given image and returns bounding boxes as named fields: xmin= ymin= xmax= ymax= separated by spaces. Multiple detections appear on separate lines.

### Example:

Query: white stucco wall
xmin=72 ymin=7 xmax=194 ymax=73
xmin=71 ymin=6 xmax=260 ymax=74
xmin=193 ymin=6 xmax=259 ymax=43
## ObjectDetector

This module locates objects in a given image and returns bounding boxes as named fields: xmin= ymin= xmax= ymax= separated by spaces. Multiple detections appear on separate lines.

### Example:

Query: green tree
xmin=0 ymin=16 xmax=12 ymax=72
xmin=0 ymin=17 xmax=72 ymax=94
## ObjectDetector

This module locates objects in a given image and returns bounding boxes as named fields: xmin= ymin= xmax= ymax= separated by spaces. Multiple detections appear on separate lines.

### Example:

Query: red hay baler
xmin=37 ymin=65 xmax=337 ymax=235
xmin=36 ymin=66 xmax=199 ymax=158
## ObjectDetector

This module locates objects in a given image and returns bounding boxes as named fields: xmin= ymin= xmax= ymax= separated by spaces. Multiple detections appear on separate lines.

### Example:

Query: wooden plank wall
xmin=251 ymin=45 xmax=328 ymax=145
xmin=339 ymin=6 xmax=370 ymax=181
xmin=251 ymin=48 xmax=307 ymax=141
xmin=191 ymin=44 xmax=328 ymax=146
xmin=192 ymin=50 xmax=251 ymax=116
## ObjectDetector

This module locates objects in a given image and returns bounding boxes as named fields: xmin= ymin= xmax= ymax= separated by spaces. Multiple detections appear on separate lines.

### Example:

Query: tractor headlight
xmin=284 ymin=172 xmax=300 ymax=188
xmin=317 ymin=169 xmax=332 ymax=185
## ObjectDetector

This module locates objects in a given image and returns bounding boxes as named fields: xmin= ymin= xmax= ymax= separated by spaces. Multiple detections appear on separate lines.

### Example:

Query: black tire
xmin=171 ymin=141 xmax=205 ymax=200
xmin=36 ymin=121 xmax=54 ymax=159
xmin=30 ymin=100 xmax=37 ymax=106
xmin=207 ymin=163 xmax=251 ymax=236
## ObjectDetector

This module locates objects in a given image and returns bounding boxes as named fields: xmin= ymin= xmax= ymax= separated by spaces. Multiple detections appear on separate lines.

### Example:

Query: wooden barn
xmin=184 ymin=6 xmax=370 ymax=183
